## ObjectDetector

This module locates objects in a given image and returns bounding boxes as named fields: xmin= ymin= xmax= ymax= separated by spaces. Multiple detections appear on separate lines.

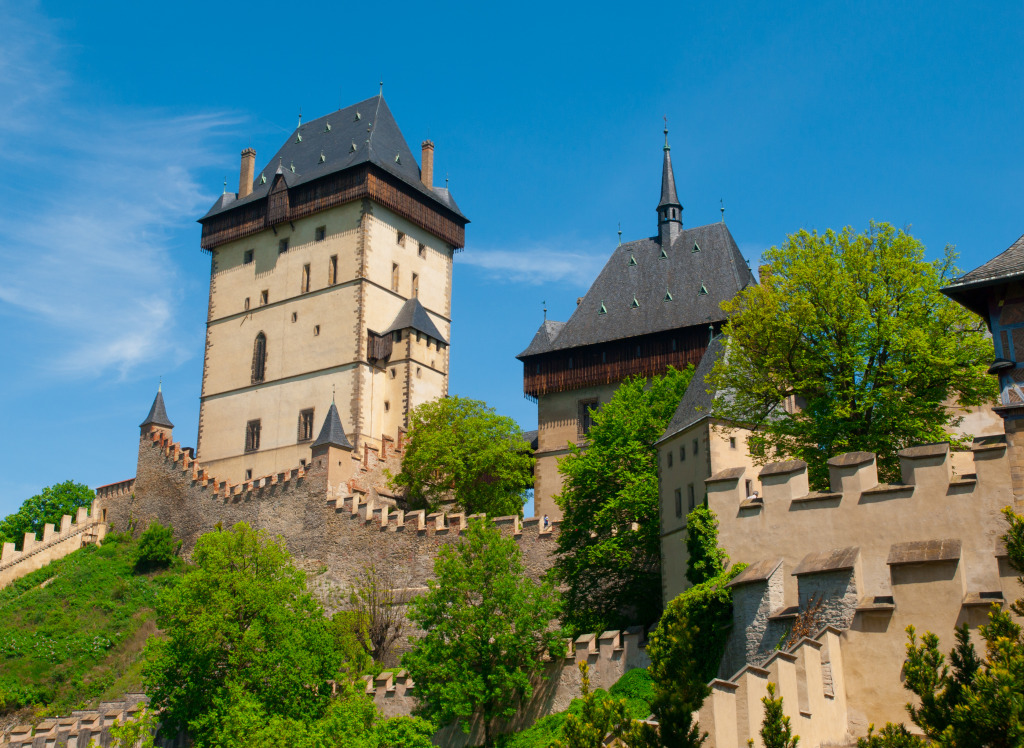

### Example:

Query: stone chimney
xmin=239 ymin=148 xmax=256 ymax=199
xmin=421 ymin=140 xmax=434 ymax=190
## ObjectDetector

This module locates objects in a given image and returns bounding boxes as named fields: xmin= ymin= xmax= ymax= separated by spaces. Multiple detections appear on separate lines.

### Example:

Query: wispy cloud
xmin=461 ymin=243 xmax=607 ymax=287
xmin=0 ymin=5 xmax=240 ymax=379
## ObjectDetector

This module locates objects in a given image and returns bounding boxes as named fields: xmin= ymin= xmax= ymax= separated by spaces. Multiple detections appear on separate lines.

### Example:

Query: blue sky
xmin=0 ymin=0 xmax=1021 ymax=517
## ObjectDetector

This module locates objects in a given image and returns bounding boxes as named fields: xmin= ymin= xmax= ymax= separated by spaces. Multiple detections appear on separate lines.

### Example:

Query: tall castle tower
xmin=195 ymin=95 xmax=468 ymax=482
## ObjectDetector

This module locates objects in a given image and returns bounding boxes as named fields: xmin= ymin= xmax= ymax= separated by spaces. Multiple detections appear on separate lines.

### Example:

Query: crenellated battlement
xmin=0 ymin=500 xmax=106 ymax=589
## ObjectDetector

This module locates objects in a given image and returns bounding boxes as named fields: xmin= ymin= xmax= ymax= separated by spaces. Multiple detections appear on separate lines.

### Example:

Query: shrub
xmin=133 ymin=522 xmax=180 ymax=573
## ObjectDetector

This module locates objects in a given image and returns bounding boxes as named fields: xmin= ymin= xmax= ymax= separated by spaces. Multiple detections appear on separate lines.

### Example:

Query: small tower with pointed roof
xmin=657 ymin=124 xmax=683 ymax=247
xmin=140 ymin=384 xmax=174 ymax=440
xmin=310 ymin=400 xmax=355 ymax=495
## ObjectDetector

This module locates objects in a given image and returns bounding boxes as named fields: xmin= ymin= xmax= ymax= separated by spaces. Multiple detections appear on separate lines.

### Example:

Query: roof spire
xmin=543 ymin=300 xmax=547 ymax=321
xmin=311 ymin=401 xmax=353 ymax=451
xmin=721 ymin=198 xmax=725 ymax=223
xmin=657 ymin=118 xmax=682 ymax=245
xmin=140 ymin=383 xmax=174 ymax=430
xmin=618 ymin=222 xmax=622 ymax=246
xmin=297 ymin=107 xmax=302 ymax=127
xmin=222 ymin=177 xmax=226 ymax=195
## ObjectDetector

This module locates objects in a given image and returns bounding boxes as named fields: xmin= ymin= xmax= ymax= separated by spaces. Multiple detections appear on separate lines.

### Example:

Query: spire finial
xmin=543 ymin=300 xmax=547 ymax=321
xmin=445 ymin=172 xmax=449 ymax=189
xmin=332 ymin=384 xmax=336 ymax=403
xmin=618 ymin=222 xmax=622 ymax=246
xmin=222 ymin=177 xmax=227 ymax=195
xmin=663 ymin=115 xmax=670 ymax=151
xmin=158 ymin=376 xmax=162 ymax=393
xmin=297 ymin=107 xmax=302 ymax=127
xmin=720 ymin=198 xmax=725 ymax=223
xmin=379 ymin=80 xmax=384 ymax=96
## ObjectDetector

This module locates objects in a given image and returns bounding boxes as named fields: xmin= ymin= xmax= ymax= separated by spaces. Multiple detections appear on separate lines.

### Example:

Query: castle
xmin=194 ymin=94 xmax=466 ymax=484
xmin=5 ymin=92 xmax=1024 ymax=746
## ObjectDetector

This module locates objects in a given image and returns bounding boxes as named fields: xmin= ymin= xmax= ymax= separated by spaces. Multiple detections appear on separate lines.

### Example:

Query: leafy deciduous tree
xmin=402 ymin=518 xmax=564 ymax=747
xmin=685 ymin=504 xmax=728 ymax=586
xmin=143 ymin=522 xmax=368 ymax=746
xmin=0 ymin=480 xmax=95 ymax=549
xmin=709 ymin=223 xmax=996 ymax=486
xmin=133 ymin=521 xmax=181 ymax=573
xmin=345 ymin=562 xmax=408 ymax=666
xmin=554 ymin=367 xmax=693 ymax=632
xmin=388 ymin=396 xmax=534 ymax=516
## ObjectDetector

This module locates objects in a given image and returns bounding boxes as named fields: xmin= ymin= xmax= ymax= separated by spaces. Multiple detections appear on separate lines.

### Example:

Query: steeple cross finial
xmin=618 ymin=222 xmax=622 ymax=246
xmin=543 ymin=300 xmax=547 ymax=321
xmin=298 ymin=107 xmax=302 ymax=128
xmin=721 ymin=198 xmax=725 ymax=223
xmin=663 ymin=116 xmax=670 ymax=151
xmin=158 ymin=376 xmax=162 ymax=393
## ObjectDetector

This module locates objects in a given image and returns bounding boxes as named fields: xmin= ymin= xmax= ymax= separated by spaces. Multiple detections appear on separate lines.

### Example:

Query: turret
xmin=140 ymin=384 xmax=173 ymax=440
xmin=310 ymin=401 xmax=355 ymax=495
xmin=657 ymin=124 xmax=682 ymax=247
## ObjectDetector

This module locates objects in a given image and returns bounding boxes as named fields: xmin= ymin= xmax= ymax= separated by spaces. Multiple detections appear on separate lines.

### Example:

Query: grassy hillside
xmin=0 ymin=532 xmax=181 ymax=716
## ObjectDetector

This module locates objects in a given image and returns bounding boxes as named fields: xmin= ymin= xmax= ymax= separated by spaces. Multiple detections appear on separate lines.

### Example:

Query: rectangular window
xmin=392 ymin=263 xmax=400 ymax=292
xmin=302 ymin=263 xmax=311 ymax=293
xmin=688 ymin=484 xmax=696 ymax=512
xmin=730 ymin=436 xmax=737 ymax=449
xmin=745 ymin=479 xmax=753 ymax=498
xmin=680 ymin=446 xmax=686 ymax=462
xmin=674 ymin=488 xmax=683 ymax=518
xmin=693 ymin=438 xmax=699 ymax=456
xmin=411 ymin=272 xmax=419 ymax=297
xmin=260 ymin=290 xmax=269 ymax=305
xmin=245 ymin=469 xmax=253 ymax=480
xmin=278 ymin=238 xmax=289 ymax=254
xmin=667 ymin=450 xmax=673 ymax=468
xmin=418 ymin=242 xmax=426 ymax=258
xmin=315 ymin=226 xmax=326 ymax=242
xmin=577 ymin=398 xmax=599 ymax=439
xmin=393 ymin=330 xmax=401 ymax=342
xmin=397 ymin=231 xmax=406 ymax=246
xmin=243 ymin=249 xmax=254 ymax=265
xmin=298 ymin=408 xmax=315 ymax=442
xmin=245 ymin=420 xmax=261 ymax=453
xmin=313 ymin=324 xmax=320 ymax=336
xmin=244 ymin=297 xmax=250 ymax=310
xmin=328 ymin=255 xmax=338 ymax=285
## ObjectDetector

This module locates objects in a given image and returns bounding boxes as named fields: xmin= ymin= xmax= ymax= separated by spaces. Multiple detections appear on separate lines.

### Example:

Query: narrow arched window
xmin=252 ymin=332 xmax=267 ymax=383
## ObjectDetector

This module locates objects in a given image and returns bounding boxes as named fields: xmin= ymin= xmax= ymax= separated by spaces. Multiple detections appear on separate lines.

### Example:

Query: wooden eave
xmin=199 ymin=163 xmax=467 ymax=251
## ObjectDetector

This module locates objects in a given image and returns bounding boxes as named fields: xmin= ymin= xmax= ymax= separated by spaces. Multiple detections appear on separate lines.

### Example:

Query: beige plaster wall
xmin=0 ymin=503 xmax=107 ymax=589
xmin=658 ymin=421 xmax=762 ymax=603
xmin=197 ymin=199 xmax=453 ymax=485
xmin=533 ymin=383 xmax=618 ymax=520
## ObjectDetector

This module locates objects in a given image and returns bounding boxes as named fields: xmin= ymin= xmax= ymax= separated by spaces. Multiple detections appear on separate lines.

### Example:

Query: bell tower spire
xmin=657 ymin=118 xmax=682 ymax=247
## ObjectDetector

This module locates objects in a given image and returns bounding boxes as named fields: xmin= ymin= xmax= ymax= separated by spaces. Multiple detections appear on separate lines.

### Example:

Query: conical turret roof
xmin=657 ymin=129 xmax=681 ymax=211
xmin=140 ymin=387 xmax=174 ymax=429
xmin=311 ymin=402 xmax=353 ymax=450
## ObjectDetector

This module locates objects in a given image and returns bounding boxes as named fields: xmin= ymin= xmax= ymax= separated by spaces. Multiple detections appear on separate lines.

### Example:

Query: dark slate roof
xmin=658 ymin=138 xmax=681 ymax=210
xmin=659 ymin=335 xmax=726 ymax=441
xmin=384 ymin=297 xmax=448 ymax=343
xmin=518 ymin=320 xmax=566 ymax=358
xmin=521 ymin=430 xmax=539 ymax=451
xmin=201 ymin=95 xmax=465 ymax=222
xmin=942 ymin=233 xmax=1024 ymax=320
xmin=517 ymin=222 xmax=754 ymax=358
xmin=311 ymin=402 xmax=353 ymax=450
xmin=140 ymin=389 xmax=174 ymax=429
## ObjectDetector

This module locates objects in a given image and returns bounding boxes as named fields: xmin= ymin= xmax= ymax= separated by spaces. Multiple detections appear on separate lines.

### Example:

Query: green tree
xmin=756 ymin=682 xmax=799 ymax=748
xmin=388 ymin=396 xmax=534 ymax=516
xmin=685 ymin=505 xmax=729 ymax=586
xmin=554 ymin=367 xmax=693 ymax=632
xmin=143 ymin=522 xmax=369 ymax=746
xmin=402 ymin=518 xmax=564 ymax=747
xmin=105 ymin=705 xmax=157 ymax=748
xmin=857 ymin=723 xmax=928 ymax=748
xmin=133 ymin=521 xmax=181 ymax=573
xmin=709 ymin=223 xmax=995 ymax=486
xmin=553 ymin=662 xmax=633 ymax=748
xmin=0 ymin=480 xmax=95 ymax=549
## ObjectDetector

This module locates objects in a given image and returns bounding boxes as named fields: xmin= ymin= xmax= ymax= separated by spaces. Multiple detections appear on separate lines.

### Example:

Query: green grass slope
xmin=0 ymin=533 xmax=181 ymax=716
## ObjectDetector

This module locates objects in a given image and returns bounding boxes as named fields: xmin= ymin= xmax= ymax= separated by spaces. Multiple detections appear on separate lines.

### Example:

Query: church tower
xmin=194 ymin=95 xmax=468 ymax=483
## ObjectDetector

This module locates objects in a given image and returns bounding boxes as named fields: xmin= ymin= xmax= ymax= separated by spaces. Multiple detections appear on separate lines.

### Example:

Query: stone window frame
xmin=301 ymin=263 xmax=311 ymax=294
xmin=392 ymin=263 xmax=400 ymax=292
xmin=297 ymin=408 xmax=315 ymax=442
xmin=245 ymin=419 xmax=261 ymax=453
xmin=251 ymin=332 xmax=267 ymax=384
xmin=577 ymin=398 xmax=599 ymax=440
xmin=328 ymin=255 xmax=338 ymax=285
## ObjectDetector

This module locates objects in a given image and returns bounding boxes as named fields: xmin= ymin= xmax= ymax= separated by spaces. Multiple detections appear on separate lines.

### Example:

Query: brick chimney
xmin=239 ymin=148 xmax=256 ymax=199
xmin=421 ymin=140 xmax=434 ymax=190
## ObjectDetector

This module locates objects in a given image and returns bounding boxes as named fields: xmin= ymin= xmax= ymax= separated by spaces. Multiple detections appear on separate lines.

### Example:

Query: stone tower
xmin=194 ymin=95 xmax=468 ymax=483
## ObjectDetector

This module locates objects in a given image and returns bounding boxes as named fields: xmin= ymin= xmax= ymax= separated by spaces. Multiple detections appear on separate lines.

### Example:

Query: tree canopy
xmin=0 ymin=480 xmax=95 ymax=549
xmin=402 ymin=518 xmax=564 ymax=747
xmin=554 ymin=367 xmax=693 ymax=632
xmin=388 ymin=395 xmax=534 ymax=516
xmin=709 ymin=223 xmax=995 ymax=486
xmin=143 ymin=522 xmax=370 ymax=746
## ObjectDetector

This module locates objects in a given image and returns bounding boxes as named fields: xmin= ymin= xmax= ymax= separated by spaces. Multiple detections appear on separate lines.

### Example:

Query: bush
xmin=133 ymin=522 xmax=180 ymax=573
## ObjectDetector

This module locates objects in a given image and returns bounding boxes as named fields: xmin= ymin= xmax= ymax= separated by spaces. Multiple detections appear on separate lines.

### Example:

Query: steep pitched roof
xmin=659 ymin=335 xmax=726 ymax=441
xmin=202 ymin=95 xmax=465 ymax=222
xmin=657 ymin=134 xmax=681 ymax=211
xmin=140 ymin=388 xmax=174 ymax=429
xmin=384 ymin=297 xmax=448 ymax=343
xmin=942 ymin=233 xmax=1024 ymax=320
xmin=311 ymin=402 xmax=353 ymax=450
xmin=518 ymin=222 xmax=754 ymax=358
xmin=518 ymin=320 xmax=566 ymax=358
